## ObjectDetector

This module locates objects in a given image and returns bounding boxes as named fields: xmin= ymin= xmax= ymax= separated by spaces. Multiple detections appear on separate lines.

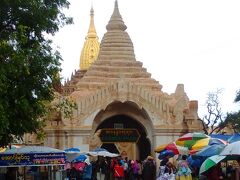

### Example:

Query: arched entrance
xmin=96 ymin=114 xmax=151 ymax=161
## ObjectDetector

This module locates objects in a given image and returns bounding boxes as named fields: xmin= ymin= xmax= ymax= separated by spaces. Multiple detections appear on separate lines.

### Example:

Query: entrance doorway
xmin=96 ymin=115 xmax=151 ymax=161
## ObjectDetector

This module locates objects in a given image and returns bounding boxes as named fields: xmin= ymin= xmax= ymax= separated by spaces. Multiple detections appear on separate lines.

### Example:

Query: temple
xmin=34 ymin=1 xmax=202 ymax=160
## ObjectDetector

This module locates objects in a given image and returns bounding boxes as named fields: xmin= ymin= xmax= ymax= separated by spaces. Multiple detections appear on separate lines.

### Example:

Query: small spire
xmin=87 ymin=6 xmax=97 ymax=38
xmin=106 ymin=0 xmax=127 ymax=31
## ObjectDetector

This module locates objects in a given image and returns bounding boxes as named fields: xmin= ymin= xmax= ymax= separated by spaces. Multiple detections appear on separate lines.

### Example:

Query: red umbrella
xmin=155 ymin=142 xmax=189 ymax=155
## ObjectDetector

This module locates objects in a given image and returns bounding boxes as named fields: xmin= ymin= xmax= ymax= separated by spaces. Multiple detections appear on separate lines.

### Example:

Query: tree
xmin=0 ymin=0 xmax=72 ymax=146
xmin=224 ymin=89 xmax=240 ymax=133
xmin=200 ymin=89 xmax=226 ymax=135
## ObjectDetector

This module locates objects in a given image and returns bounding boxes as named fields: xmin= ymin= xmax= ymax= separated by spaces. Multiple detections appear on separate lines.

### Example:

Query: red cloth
xmin=73 ymin=162 xmax=86 ymax=171
xmin=114 ymin=164 xmax=124 ymax=177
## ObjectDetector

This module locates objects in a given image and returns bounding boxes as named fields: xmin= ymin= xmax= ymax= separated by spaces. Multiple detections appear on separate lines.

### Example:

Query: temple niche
xmin=42 ymin=0 xmax=202 ymax=160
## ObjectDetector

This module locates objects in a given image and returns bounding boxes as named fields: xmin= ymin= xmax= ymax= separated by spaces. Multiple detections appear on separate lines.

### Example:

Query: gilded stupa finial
xmin=79 ymin=5 xmax=100 ymax=70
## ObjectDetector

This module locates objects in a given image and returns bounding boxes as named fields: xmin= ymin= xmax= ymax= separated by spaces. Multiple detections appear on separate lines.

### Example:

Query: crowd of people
xmin=157 ymin=154 xmax=240 ymax=180
xmin=66 ymin=154 xmax=240 ymax=180
xmin=66 ymin=155 xmax=156 ymax=180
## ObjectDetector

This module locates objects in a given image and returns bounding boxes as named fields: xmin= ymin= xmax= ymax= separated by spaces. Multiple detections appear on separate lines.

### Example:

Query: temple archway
xmin=91 ymin=101 xmax=153 ymax=161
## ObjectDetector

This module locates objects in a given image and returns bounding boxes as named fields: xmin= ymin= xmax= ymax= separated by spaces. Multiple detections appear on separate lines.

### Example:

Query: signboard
xmin=99 ymin=129 xmax=140 ymax=143
xmin=0 ymin=153 xmax=65 ymax=167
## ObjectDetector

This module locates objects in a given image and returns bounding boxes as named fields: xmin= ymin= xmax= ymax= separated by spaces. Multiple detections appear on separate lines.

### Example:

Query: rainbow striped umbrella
xmin=176 ymin=132 xmax=209 ymax=149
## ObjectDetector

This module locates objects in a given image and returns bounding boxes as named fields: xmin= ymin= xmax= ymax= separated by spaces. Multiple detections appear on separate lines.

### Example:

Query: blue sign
xmin=0 ymin=153 xmax=65 ymax=166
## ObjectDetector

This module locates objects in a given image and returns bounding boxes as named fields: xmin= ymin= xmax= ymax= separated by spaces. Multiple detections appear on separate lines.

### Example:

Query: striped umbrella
xmin=199 ymin=155 xmax=226 ymax=174
xmin=176 ymin=133 xmax=210 ymax=149
xmin=191 ymin=138 xmax=227 ymax=150
xmin=155 ymin=142 xmax=189 ymax=155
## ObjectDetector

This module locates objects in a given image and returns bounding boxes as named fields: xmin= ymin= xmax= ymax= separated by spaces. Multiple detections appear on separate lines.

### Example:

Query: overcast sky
xmin=52 ymin=0 xmax=240 ymax=118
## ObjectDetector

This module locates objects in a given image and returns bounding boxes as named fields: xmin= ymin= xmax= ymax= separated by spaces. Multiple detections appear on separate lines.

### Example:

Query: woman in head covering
xmin=142 ymin=156 xmax=156 ymax=180
xmin=176 ymin=155 xmax=192 ymax=180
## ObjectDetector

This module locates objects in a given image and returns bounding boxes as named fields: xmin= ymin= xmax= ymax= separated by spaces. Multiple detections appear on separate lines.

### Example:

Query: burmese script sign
xmin=0 ymin=153 xmax=65 ymax=167
xmin=100 ymin=129 xmax=140 ymax=142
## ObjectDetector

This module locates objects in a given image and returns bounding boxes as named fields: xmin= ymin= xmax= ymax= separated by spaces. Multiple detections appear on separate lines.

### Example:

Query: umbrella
xmin=199 ymin=155 xmax=226 ymax=174
xmin=158 ymin=149 xmax=175 ymax=160
xmin=0 ymin=145 xmax=20 ymax=153
xmin=73 ymin=154 xmax=88 ymax=162
xmin=92 ymin=147 xmax=108 ymax=152
xmin=0 ymin=146 xmax=65 ymax=167
xmin=64 ymin=147 xmax=81 ymax=153
xmin=227 ymin=133 xmax=240 ymax=144
xmin=64 ymin=147 xmax=81 ymax=162
xmin=176 ymin=139 xmax=198 ymax=150
xmin=220 ymin=141 xmax=240 ymax=159
xmin=191 ymin=138 xmax=227 ymax=150
xmin=192 ymin=144 xmax=225 ymax=159
xmin=176 ymin=133 xmax=211 ymax=150
xmin=2 ymin=146 xmax=64 ymax=154
xmin=187 ymin=156 xmax=202 ymax=168
xmin=155 ymin=142 xmax=189 ymax=155
xmin=177 ymin=132 xmax=209 ymax=141
xmin=88 ymin=147 xmax=119 ymax=157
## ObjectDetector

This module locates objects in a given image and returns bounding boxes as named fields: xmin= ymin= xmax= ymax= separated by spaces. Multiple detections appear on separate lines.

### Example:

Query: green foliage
xmin=224 ymin=89 xmax=240 ymax=132
xmin=235 ymin=89 xmax=240 ymax=103
xmin=0 ymin=0 xmax=72 ymax=146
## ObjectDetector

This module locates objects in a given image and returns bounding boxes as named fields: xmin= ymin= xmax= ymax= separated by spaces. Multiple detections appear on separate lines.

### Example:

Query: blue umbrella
xmin=158 ymin=149 xmax=175 ymax=160
xmin=64 ymin=147 xmax=81 ymax=153
xmin=193 ymin=144 xmax=225 ymax=159
xmin=73 ymin=154 xmax=88 ymax=162
xmin=227 ymin=133 xmax=240 ymax=144
xmin=187 ymin=156 xmax=202 ymax=168
xmin=64 ymin=147 xmax=81 ymax=162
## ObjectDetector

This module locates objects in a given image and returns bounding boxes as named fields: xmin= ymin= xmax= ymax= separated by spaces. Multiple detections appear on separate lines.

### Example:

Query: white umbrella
xmin=220 ymin=141 xmax=240 ymax=156
xmin=2 ymin=146 xmax=64 ymax=154
xmin=87 ymin=148 xmax=119 ymax=157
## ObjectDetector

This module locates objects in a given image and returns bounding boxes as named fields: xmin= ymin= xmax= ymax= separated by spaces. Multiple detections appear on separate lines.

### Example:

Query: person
xmin=235 ymin=158 xmax=240 ymax=180
xmin=176 ymin=155 xmax=192 ymax=180
xmin=114 ymin=160 xmax=124 ymax=180
xmin=83 ymin=158 xmax=92 ymax=180
xmin=136 ymin=160 xmax=142 ymax=180
xmin=204 ymin=163 xmax=223 ymax=180
xmin=131 ymin=160 xmax=139 ymax=180
xmin=157 ymin=156 xmax=170 ymax=178
xmin=142 ymin=156 xmax=156 ymax=180
xmin=157 ymin=161 xmax=176 ymax=180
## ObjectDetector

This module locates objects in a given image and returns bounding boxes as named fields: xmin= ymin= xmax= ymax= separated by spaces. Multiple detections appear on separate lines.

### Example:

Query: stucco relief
xmin=60 ymin=81 xmax=197 ymax=129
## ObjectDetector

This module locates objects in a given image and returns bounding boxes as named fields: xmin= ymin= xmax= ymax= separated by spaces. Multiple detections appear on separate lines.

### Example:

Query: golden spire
xmin=80 ymin=6 xmax=100 ymax=70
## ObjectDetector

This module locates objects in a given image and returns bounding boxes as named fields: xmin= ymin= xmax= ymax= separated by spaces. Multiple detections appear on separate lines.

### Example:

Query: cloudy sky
xmin=52 ymin=0 xmax=240 ymax=117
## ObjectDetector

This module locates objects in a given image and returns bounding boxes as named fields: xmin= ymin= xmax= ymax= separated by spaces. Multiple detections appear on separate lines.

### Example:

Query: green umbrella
xmin=199 ymin=155 xmax=226 ymax=174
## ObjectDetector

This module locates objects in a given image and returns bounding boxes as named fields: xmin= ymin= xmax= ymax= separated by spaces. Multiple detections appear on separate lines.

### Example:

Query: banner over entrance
xmin=99 ymin=129 xmax=140 ymax=143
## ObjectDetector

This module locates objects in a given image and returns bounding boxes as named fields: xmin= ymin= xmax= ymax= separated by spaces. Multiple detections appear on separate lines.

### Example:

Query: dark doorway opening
xmin=96 ymin=115 xmax=151 ymax=161
xmin=101 ymin=143 xmax=119 ymax=154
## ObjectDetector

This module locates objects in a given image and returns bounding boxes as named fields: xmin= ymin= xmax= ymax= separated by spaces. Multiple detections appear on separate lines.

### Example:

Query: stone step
xmin=98 ymin=54 xmax=136 ymax=60
xmin=85 ymin=71 xmax=151 ymax=78
xmin=88 ymin=66 xmax=145 ymax=72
